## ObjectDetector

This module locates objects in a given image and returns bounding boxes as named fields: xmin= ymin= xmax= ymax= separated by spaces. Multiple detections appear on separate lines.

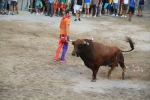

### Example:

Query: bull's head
xmin=71 ymin=39 xmax=89 ymax=57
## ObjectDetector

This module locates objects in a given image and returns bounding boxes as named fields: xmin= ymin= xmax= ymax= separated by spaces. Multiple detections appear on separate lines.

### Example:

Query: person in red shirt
xmin=54 ymin=9 xmax=72 ymax=62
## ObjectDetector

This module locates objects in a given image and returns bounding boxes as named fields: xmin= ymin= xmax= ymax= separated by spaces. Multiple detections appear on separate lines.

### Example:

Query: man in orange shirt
xmin=54 ymin=9 xmax=72 ymax=62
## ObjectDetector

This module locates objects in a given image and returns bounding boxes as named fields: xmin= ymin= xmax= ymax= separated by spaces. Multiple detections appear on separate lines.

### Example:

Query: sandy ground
xmin=0 ymin=11 xmax=150 ymax=100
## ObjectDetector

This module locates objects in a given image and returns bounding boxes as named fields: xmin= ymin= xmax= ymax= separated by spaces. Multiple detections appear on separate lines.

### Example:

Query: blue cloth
xmin=84 ymin=0 xmax=90 ymax=3
xmin=129 ymin=0 xmax=136 ymax=7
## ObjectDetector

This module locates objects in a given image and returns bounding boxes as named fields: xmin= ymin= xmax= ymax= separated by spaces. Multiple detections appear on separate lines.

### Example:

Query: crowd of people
xmin=0 ymin=0 xmax=146 ymax=21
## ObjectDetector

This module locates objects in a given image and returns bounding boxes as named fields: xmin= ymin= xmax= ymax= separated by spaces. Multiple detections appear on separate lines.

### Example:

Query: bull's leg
xmin=117 ymin=52 xmax=126 ymax=80
xmin=92 ymin=70 xmax=98 ymax=82
xmin=119 ymin=62 xmax=126 ymax=80
xmin=91 ymin=66 xmax=100 ymax=82
xmin=108 ymin=66 xmax=116 ymax=79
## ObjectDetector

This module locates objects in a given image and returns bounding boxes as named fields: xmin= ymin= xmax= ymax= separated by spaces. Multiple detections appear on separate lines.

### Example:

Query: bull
xmin=71 ymin=37 xmax=134 ymax=82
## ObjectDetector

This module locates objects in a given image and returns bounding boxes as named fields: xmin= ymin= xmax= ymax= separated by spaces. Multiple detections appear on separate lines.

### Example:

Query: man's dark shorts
xmin=129 ymin=6 xmax=135 ymax=14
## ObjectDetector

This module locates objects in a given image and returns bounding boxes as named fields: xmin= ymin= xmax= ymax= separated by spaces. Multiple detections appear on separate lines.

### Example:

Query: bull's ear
xmin=72 ymin=41 xmax=75 ymax=45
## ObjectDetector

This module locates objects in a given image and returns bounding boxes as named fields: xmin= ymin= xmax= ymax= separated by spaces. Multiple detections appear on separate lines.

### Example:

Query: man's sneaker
xmin=83 ymin=14 xmax=86 ymax=17
xmin=111 ymin=14 xmax=115 ymax=16
xmin=87 ymin=15 xmax=90 ymax=17
xmin=89 ymin=14 xmax=92 ymax=17
xmin=41 ymin=12 xmax=43 ymax=15
xmin=74 ymin=19 xmax=77 ymax=21
xmin=98 ymin=13 xmax=101 ymax=17
xmin=121 ymin=15 xmax=124 ymax=17
xmin=60 ymin=60 xmax=67 ymax=62
xmin=94 ymin=15 xmax=96 ymax=17
xmin=36 ymin=13 xmax=39 ymax=15
xmin=11 ymin=12 xmax=14 ymax=15
xmin=115 ymin=14 xmax=118 ymax=17
xmin=78 ymin=18 xmax=81 ymax=21
xmin=128 ymin=18 xmax=132 ymax=22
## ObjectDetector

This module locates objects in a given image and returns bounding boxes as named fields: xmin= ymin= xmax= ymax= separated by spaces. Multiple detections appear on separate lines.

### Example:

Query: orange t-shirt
xmin=60 ymin=16 xmax=70 ymax=36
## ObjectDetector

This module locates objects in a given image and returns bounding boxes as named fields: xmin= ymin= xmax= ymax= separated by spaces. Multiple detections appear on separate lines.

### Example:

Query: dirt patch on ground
xmin=0 ymin=12 xmax=150 ymax=100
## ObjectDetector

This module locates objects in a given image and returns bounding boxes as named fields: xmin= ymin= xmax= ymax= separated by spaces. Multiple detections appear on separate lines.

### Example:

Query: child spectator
xmin=57 ymin=0 xmax=66 ymax=16
xmin=66 ymin=0 xmax=71 ymax=10
xmin=35 ymin=0 xmax=43 ymax=15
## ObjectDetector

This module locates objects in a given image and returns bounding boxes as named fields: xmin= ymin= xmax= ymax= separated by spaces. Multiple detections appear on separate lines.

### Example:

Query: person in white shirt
xmin=121 ymin=0 xmax=128 ymax=18
xmin=111 ymin=0 xmax=119 ymax=17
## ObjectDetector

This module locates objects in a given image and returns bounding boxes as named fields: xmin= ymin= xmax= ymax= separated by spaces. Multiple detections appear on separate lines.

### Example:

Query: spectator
xmin=108 ymin=0 xmax=113 ymax=15
xmin=66 ymin=0 xmax=71 ymax=10
xmin=35 ymin=0 xmax=43 ymax=15
xmin=47 ymin=0 xmax=54 ymax=17
xmin=128 ymin=0 xmax=136 ymax=22
xmin=121 ymin=0 xmax=128 ymax=18
xmin=74 ymin=0 xmax=83 ymax=21
xmin=0 ymin=0 xmax=4 ymax=14
xmin=111 ymin=0 xmax=119 ymax=17
xmin=10 ymin=0 xmax=18 ymax=15
xmin=8 ymin=0 xmax=11 ymax=14
xmin=97 ymin=0 xmax=102 ymax=16
xmin=57 ymin=0 xmax=66 ymax=16
xmin=53 ymin=0 xmax=58 ymax=16
xmin=1 ymin=0 xmax=8 ymax=15
xmin=90 ymin=0 xmax=98 ymax=17
xmin=41 ymin=0 xmax=47 ymax=15
xmin=118 ymin=0 xmax=123 ymax=16
xmin=30 ymin=0 xmax=35 ymax=13
xmin=83 ymin=0 xmax=91 ymax=17
xmin=54 ymin=9 xmax=72 ymax=62
xmin=103 ymin=0 xmax=109 ymax=15
xmin=137 ymin=0 xmax=146 ymax=17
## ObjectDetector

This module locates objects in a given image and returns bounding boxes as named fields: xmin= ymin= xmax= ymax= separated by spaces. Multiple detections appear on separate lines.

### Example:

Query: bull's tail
xmin=122 ymin=36 xmax=134 ymax=52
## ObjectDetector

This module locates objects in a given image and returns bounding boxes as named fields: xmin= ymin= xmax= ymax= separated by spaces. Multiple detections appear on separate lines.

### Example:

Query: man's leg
xmin=60 ymin=42 xmax=68 ymax=60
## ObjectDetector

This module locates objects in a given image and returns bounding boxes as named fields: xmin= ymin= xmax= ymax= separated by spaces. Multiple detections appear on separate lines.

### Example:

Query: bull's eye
xmin=78 ymin=44 xmax=83 ymax=50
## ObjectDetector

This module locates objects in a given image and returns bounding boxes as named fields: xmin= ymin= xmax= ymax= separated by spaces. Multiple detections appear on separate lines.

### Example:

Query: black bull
xmin=71 ymin=37 xmax=134 ymax=82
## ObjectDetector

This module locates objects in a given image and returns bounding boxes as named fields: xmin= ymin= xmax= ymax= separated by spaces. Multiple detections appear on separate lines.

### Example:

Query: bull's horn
xmin=69 ymin=39 xmax=75 ymax=42
xmin=84 ymin=41 xmax=89 ymax=45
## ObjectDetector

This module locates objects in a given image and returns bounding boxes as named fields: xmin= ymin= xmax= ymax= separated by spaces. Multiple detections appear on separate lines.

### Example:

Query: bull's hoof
xmin=122 ymin=75 xmax=125 ymax=80
xmin=91 ymin=79 xmax=96 ymax=82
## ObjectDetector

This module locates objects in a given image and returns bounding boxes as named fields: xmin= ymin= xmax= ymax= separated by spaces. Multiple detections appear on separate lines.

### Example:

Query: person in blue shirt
xmin=128 ymin=0 xmax=136 ymax=22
